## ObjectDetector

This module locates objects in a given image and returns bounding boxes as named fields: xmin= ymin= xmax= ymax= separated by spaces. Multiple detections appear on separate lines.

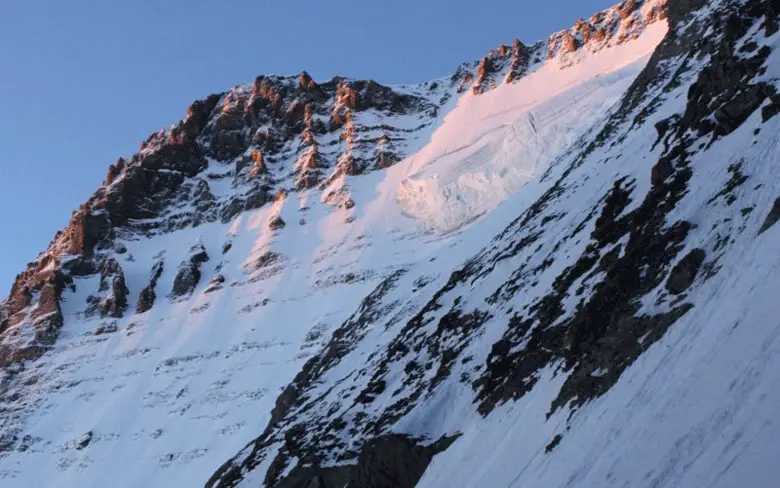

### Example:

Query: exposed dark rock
xmin=6 ymin=281 xmax=33 ymax=317
xmin=137 ymin=260 xmax=164 ymax=313
xmin=204 ymin=275 xmax=225 ymax=294
xmin=136 ymin=287 xmax=155 ymax=314
xmin=209 ymin=96 xmax=250 ymax=161
xmin=220 ymin=198 xmax=247 ymax=223
xmin=76 ymin=431 xmax=93 ymax=450
xmin=298 ymin=71 xmax=326 ymax=100
xmin=666 ymin=248 xmax=706 ymax=294
xmin=758 ymin=197 xmax=780 ymax=234
xmin=180 ymin=93 xmax=223 ymax=142
xmin=713 ymin=83 xmax=774 ymax=135
xmin=472 ymin=57 xmax=496 ymax=94
xmin=294 ymin=154 xmax=324 ymax=190
xmin=171 ymin=244 xmax=210 ymax=298
xmin=66 ymin=208 xmax=112 ymax=256
xmin=268 ymin=435 xmax=457 ymax=488
xmin=236 ymin=149 xmax=267 ymax=178
xmin=105 ymin=157 xmax=126 ymax=185
xmin=100 ymin=273 xmax=129 ymax=318
xmin=31 ymin=276 xmax=65 ymax=344
xmin=243 ymin=187 xmax=271 ymax=211
xmin=92 ymin=258 xmax=130 ymax=318
xmin=763 ymin=99 xmax=780 ymax=121
xmin=93 ymin=322 xmax=119 ymax=335
xmin=650 ymin=157 xmax=674 ymax=186
xmin=0 ymin=345 xmax=48 ymax=368
xmin=60 ymin=255 xmax=98 ymax=277
xmin=545 ymin=434 xmax=563 ymax=453
xmin=269 ymin=217 xmax=286 ymax=231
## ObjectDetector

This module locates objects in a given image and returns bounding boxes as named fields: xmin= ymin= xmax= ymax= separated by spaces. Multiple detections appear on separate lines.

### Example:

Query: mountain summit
xmin=2 ymin=0 xmax=780 ymax=487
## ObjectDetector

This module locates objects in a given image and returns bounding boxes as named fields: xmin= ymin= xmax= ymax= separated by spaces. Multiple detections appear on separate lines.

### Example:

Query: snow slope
xmin=397 ymin=21 xmax=667 ymax=231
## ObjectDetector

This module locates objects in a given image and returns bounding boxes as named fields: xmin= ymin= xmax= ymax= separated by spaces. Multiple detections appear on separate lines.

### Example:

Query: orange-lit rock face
xmin=249 ymin=149 xmax=266 ymax=178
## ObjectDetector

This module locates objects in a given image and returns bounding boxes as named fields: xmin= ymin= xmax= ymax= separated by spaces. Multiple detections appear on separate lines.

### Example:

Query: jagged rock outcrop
xmin=66 ymin=207 xmax=112 ymax=256
xmin=268 ymin=216 xmax=286 ymax=231
xmin=208 ymin=434 xmax=457 ymax=488
xmin=137 ymin=261 xmax=165 ymax=314
xmin=171 ymin=244 xmax=210 ymax=298
xmin=759 ymin=197 xmax=780 ymax=234
xmin=471 ymin=38 xmax=533 ymax=94
xmin=82 ymin=258 xmax=129 ymax=319
xmin=204 ymin=274 xmax=225 ymax=294
xmin=666 ymin=248 xmax=706 ymax=294
xmin=97 ymin=258 xmax=129 ymax=318
xmin=457 ymin=0 xmax=669 ymax=93
xmin=31 ymin=275 xmax=65 ymax=344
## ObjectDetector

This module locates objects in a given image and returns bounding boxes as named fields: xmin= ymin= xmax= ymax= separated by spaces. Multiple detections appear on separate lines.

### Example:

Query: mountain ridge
xmin=0 ymin=0 xmax=668 ymax=348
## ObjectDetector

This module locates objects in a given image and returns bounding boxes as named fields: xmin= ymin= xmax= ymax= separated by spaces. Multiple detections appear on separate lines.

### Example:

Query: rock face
xmin=268 ymin=216 xmax=286 ymax=231
xmin=1 ymin=0 xmax=780 ymax=487
xmin=171 ymin=244 xmax=210 ymax=298
xmin=137 ymin=261 xmax=164 ymax=314
xmin=666 ymin=249 xmax=706 ymax=294
xmin=31 ymin=276 xmax=65 ymax=344
xmin=66 ymin=208 xmax=112 ymax=256
xmin=98 ymin=259 xmax=129 ymax=318
xmin=759 ymin=197 xmax=780 ymax=234
xmin=209 ymin=434 xmax=457 ymax=488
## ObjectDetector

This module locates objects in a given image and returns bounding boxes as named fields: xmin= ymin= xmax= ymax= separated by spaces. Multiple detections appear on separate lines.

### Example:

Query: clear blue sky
xmin=0 ymin=0 xmax=614 ymax=295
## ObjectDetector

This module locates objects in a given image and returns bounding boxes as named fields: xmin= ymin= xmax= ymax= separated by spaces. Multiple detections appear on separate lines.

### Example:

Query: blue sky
xmin=0 ymin=0 xmax=614 ymax=294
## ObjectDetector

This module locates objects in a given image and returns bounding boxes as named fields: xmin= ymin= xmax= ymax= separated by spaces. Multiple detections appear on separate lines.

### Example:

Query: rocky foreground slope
xmin=1 ymin=0 xmax=780 ymax=486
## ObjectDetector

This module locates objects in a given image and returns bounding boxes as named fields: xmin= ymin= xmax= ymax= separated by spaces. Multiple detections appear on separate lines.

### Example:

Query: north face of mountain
xmin=1 ymin=0 xmax=780 ymax=487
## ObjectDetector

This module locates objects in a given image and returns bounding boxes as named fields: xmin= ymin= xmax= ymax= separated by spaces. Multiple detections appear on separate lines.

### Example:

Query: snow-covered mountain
xmin=1 ymin=0 xmax=779 ymax=486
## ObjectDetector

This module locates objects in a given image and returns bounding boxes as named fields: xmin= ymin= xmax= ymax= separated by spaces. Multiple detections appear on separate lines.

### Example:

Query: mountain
xmin=1 ymin=0 xmax=779 ymax=486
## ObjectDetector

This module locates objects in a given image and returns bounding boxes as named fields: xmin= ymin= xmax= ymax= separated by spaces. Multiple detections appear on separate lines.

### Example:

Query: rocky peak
xmin=457 ymin=0 xmax=668 ymax=93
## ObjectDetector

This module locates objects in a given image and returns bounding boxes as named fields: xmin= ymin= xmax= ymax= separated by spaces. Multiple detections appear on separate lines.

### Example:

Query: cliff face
xmin=2 ymin=0 xmax=780 ymax=487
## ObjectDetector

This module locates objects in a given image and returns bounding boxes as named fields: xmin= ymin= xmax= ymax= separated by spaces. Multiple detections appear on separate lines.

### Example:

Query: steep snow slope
xmin=2 ymin=0 xmax=780 ymax=487
xmin=398 ymin=20 xmax=667 ymax=231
